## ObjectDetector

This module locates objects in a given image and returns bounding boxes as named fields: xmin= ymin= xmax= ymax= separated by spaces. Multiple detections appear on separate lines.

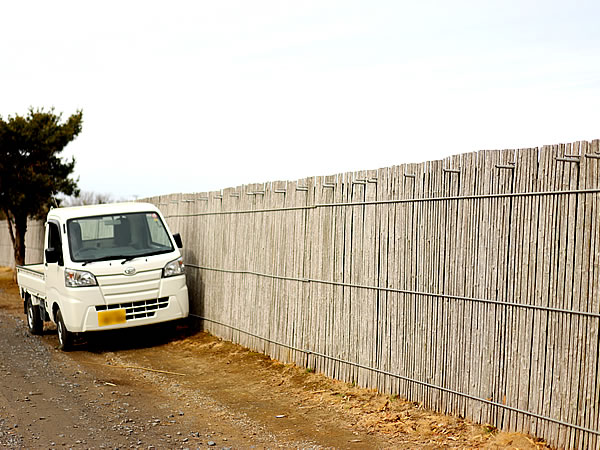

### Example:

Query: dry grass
xmin=0 ymin=267 xmax=21 ymax=314
xmin=167 ymin=332 xmax=549 ymax=449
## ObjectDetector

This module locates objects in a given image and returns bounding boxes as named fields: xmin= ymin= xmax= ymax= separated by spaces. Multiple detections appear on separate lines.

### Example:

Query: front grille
xmin=95 ymin=297 xmax=169 ymax=320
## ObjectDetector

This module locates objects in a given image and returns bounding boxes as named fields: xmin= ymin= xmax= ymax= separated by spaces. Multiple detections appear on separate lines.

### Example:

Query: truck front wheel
xmin=56 ymin=310 xmax=73 ymax=351
xmin=26 ymin=298 xmax=44 ymax=335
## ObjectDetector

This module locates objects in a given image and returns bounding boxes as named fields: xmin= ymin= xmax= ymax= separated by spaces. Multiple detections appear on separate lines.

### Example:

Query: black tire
xmin=56 ymin=309 xmax=73 ymax=351
xmin=26 ymin=298 xmax=44 ymax=335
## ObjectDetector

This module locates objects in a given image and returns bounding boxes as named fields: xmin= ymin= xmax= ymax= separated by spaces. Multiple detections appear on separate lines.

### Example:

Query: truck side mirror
xmin=173 ymin=233 xmax=183 ymax=249
xmin=45 ymin=247 xmax=60 ymax=264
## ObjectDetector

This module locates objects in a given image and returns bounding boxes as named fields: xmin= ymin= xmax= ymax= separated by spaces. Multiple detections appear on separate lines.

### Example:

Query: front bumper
xmin=57 ymin=275 xmax=189 ymax=333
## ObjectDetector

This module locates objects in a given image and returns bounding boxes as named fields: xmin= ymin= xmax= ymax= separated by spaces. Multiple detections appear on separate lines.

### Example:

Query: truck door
xmin=45 ymin=220 xmax=64 ymax=309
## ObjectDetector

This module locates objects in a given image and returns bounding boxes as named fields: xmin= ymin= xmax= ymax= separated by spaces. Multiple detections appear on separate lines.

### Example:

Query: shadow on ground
xmin=42 ymin=318 xmax=199 ymax=353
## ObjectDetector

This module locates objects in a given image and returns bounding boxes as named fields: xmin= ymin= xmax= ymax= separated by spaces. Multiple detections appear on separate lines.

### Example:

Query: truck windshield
xmin=67 ymin=212 xmax=174 ymax=263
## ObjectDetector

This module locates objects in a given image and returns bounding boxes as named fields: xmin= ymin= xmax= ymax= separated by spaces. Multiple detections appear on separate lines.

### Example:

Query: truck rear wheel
xmin=56 ymin=309 xmax=73 ymax=351
xmin=26 ymin=298 xmax=44 ymax=335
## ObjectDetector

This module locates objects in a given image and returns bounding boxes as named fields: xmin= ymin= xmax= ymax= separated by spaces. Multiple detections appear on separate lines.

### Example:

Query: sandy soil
xmin=0 ymin=266 xmax=548 ymax=449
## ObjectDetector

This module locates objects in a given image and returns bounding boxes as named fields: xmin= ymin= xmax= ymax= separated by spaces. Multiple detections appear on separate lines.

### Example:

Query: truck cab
xmin=17 ymin=202 xmax=189 ymax=350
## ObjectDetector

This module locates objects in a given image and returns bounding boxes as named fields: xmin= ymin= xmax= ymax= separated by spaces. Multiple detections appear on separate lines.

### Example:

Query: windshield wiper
xmin=120 ymin=249 xmax=174 ymax=264
xmin=81 ymin=255 xmax=134 ymax=266
xmin=81 ymin=249 xmax=172 ymax=266
xmin=121 ymin=255 xmax=139 ymax=265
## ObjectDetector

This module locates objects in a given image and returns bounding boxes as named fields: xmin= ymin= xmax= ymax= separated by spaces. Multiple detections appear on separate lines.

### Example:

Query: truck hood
xmin=67 ymin=252 xmax=180 ymax=277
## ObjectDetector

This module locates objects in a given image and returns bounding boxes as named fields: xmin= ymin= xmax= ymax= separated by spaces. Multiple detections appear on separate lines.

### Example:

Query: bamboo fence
xmin=0 ymin=219 xmax=45 ymax=267
xmin=1 ymin=139 xmax=599 ymax=448
xmin=147 ymin=140 xmax=600 ymax=449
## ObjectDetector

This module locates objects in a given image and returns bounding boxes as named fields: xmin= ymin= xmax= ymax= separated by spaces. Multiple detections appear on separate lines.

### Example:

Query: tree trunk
xmin=6 ymin=212 xmax=27 ymax=267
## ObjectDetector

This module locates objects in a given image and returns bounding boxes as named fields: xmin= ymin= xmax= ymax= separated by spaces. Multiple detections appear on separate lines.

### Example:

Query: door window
xmin=47 ymin=221 xmax=63 ymax=265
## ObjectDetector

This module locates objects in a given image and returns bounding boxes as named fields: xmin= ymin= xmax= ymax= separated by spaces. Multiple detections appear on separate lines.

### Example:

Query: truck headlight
xmin=65 ymin=268 xmax=98 ymax=287
xmin=163 ymin=257 xmax=185 ymax=278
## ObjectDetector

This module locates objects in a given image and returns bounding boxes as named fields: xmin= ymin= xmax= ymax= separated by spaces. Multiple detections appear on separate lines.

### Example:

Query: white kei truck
xmin=16 ymin=202 xmax=189 ymax=350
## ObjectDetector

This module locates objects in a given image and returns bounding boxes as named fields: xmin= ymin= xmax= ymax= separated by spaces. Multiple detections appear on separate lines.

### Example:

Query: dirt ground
xmin=0 ymin=267 xmax=548 ymax=449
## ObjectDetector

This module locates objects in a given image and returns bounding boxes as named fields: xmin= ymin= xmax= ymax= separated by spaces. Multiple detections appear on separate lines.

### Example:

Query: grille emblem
xmin=124 ymin=267 xmax=136 ymax=276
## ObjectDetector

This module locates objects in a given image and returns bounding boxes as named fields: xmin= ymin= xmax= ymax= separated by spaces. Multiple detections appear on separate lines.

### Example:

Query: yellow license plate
xmin=98 ymin=309 xmax=126 ymax=327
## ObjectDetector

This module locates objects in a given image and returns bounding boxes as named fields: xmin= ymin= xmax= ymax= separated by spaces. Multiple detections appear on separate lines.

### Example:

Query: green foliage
xmin=482 ymin=423 xmax=498 ymax=434
xmin=0 ymin=107 xmax=83 ymax=264
xmin=0 ymin=107 xmax=82 ymax=219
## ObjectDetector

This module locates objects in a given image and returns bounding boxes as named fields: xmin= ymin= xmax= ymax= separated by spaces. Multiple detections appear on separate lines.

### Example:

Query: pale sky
xmin=2 ymin=1 xmax=600 ymax=199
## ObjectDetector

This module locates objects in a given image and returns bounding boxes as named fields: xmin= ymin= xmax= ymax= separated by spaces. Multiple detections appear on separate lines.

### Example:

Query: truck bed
xmin=16 ymin=264 xmax=46 ymax=299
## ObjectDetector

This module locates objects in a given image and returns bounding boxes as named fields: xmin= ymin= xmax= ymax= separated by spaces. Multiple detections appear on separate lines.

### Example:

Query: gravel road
xmin=0 ymin=310 xmax=337 ymax=449
xmin=0 ymin=313 xmax=213 ymax=448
